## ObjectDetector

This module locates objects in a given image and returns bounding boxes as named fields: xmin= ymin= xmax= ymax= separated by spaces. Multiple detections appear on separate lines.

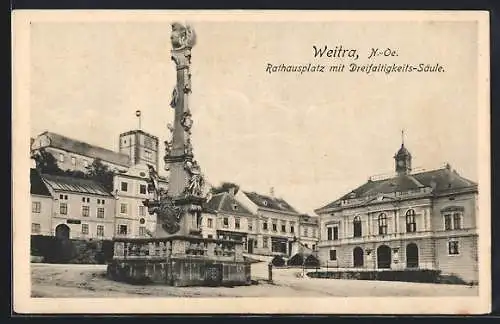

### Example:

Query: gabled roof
xmin=203 ymin=192 xmax=254 ymax=216
xmin=243 ymin=191 xmax=299 ymax=214
xmin=41 ymin=173 xmax=112 ymax=197
xmin=315 ymin=166 xmax=477 ymax=213
xmin=30 ymin=168 xmax=52 ymax=197
xmin=36 ymin=131 xmax=130 ymax=167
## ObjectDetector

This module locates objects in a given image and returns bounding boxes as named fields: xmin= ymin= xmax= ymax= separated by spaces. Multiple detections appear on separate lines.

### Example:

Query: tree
xmin=85 ymin=158 xmax=114 ymax=192
xmin=31 ymin=148 xmax=63 ymax=175
xmin=210 ymin=182 xmax=240 ymax=195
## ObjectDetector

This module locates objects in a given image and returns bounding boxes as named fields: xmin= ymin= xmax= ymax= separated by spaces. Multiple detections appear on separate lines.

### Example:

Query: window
xmin=406 ymin=209 xmax=416 ymax=233
xmin=272 ymin=222 xmax=277 ymax=232
xmin=232 ymin=204 xmax=239 ymax=211
xmin=353 ymin=216 xmax=362 ymax=237
xmin=263 ymin=221 xmax=268 ymax=230
xmin=59 ymin=194 xmax=68 ymax=200
xmin=223 ymin=217 xmax=229 ymax=228
xmin=121 ymin=182 xmax=128 ymax=192
xmin=444 ymin=214 xmax=452 ymax=230
xmin=330 ymin=250 xmax=337 ymax=261
xmin=448 ymin=240 xmax=459 ymax=255
xmin=60 ymin=202 xmax=68 ymax=215
xmin=453 ymin=213 xmax=462 ymax=230
xmin=312 ymin=228 xmax=317 ymax=238
xmin=97 ymin=225 xmax=104 ymax=237
xmin=378 ymin=213 xmax=388 ymax=235
xmin=81 ymin=224 xmax=89 ymax=235
xmin=139 ymin=206 xmax=146 ymax=217
xmin=327 ymin=226 xmax=339 ymax=240
xmin=248 ymin=220 xmax=253 ymax=231
xmin=235 ymin=218 xmax=240 ymax=229
xmin=140 ymin=218 xmax=145 ymax=225
xmin=139 ymin=226 xmax=146 ymax=237
xmin=118 ymin=225 xmax=128 ymax=235
xmin=304 ymin=227 xmax=308 ymax=237
xmin=207 ymin=218 xmax=213 ymax=228
xmin=71 ymin=157 xmax=76 ymax=165
xmin=144 ymin=150 xmax=152 ymax=160
xmin=290 ymin=225 xmax=295 ymax=233
xmin=32 ymin=201 xmax=41 ymax=213
xmin=59 ymin=153 xmax=64 ymax=162
xmin=82 ymin=197 xmax=89 ymax=203
xmin=139 ymin=184 xmax=147 ymax=195
xmin=444 ymin=212 xmax=462 ymax=230
xmin=281 ymin=223 xmax=286 ymax=233
xmin=31 ymin=223 xmax=41 ymax=234
xmin=97 ymin=207 xmax=105 ymax=218
xmin=82 ymin=205 xmax=90 ymax=217
xmin=207 ymin=235 xmax=213 ymax=239
xmin=144 ymin=137 xmax=154 ymax=149
xmin=263 ymin=237 xmax=269 ymax=248
xmin=120 ymin=203 xmax=128 ymax=214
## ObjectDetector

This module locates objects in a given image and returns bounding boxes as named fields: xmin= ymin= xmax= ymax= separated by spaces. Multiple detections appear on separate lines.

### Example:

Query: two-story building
xmin=314 ymin=141 xmax=479 ymax=282
xmin=41 ymin=173 xmax=116 ymax=240
xmin=235 ymin=190 xmax=302 ymax=256
xmin=113 ymin=163 xmax=167 ymax=238
xmin=30 ymin=131 xmax=131 ymax=173
xmin=202 ymin=188 xmax=259 ymax=253
xmin=30 ymin=168 xmax=53 ymax=236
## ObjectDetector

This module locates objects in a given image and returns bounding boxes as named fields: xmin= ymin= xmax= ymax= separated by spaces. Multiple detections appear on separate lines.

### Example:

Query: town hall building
xmin=314 ymin=140 xmax=479 ymax=283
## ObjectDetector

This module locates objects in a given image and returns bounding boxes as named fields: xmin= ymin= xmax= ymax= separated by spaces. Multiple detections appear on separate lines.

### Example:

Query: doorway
xmin=353 ymin=246 xmax=364 ymax=267
xmin=377 ymin=245 xmax=391 ymax=269
xmin=247 ymin=239 xmax=254 ymax=254
xmin=55 ymin=224 xmax=70 ymax=240
xmin=406 ymin=243 xmax=419 ymax=268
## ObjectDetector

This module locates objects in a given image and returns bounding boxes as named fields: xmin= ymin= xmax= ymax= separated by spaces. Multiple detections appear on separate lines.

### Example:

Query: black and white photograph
xmin=12 ymin=10 xmax=490 ymax=314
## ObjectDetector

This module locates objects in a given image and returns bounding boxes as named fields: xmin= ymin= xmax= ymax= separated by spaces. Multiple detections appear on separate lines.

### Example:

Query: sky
xmin=29 ymin=18 xmax=480 ymax=215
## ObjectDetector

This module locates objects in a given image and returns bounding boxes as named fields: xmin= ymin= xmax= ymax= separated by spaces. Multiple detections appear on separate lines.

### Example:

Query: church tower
xmin=394 ymin=130 xmax=412 ymax=175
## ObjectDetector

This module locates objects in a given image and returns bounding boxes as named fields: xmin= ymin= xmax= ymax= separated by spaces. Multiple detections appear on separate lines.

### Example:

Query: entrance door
xmin=55 ymin=224 xmax=70 ymax=240
xmin=247 ymin=239 xmax=254 ymax=254
xmin=353 ymin=247 xmax=364 ymax=267
xmin=377 ymin=245 xmax=391 ymax=269
xmin=406 ymin=243 xmax=419 ymax=268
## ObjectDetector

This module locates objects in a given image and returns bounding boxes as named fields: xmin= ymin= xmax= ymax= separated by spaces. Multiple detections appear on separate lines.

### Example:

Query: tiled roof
xmin=203 ymin=192 xmax=254 ymax=215
xmin=41 ymin=173 xmax=112 ymax=197
xmin=30 ymin=168 xmax=52 ymax=197
xmin=39 ymin=131 xmax=130 ymax=167
xmin=243 ymin=191 xmax=298 ymax=214
xmin=316 ymin=166 xmax=477 ymax=212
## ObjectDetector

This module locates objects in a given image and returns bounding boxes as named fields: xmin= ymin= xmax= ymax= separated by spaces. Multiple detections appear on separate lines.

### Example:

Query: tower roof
xmin=395 ymin=144 xmax=412 ymax=158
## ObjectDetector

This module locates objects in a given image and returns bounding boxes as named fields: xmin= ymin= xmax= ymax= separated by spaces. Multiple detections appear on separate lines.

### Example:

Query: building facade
xmin=41 ymin=173 xmax=116 ymax=240
xmin=113 ymin=163 xmax=166 ymax=239
xmin=298 ymin=214 xmax=320 ymax=251
xmin=314 ymin=141 xmax=479 ymax=282
xmin=202 ymin=189 xmax=259 ymax=253
xmin=30 ymin=169 xmax=53 ymax=236
xmin=31 ymin=131 xmax=131 ymax=172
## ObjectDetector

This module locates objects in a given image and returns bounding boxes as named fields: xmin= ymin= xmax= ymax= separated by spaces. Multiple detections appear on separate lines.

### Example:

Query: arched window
xmin=378 ymin=213 xmax=387 ymax=235
xmin=406 ymin=209 xmax=416 ymax=233
xmin=353 ymin=216 xmax=362 ymax=238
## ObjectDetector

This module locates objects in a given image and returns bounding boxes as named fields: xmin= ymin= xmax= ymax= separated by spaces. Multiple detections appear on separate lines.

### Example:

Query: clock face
xmin=397 ymin=160 xmax=405 ymax=167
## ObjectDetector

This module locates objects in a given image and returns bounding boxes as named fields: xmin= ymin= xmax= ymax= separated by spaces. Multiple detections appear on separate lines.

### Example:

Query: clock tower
xmin=394 ymin=130 xmax=412 ymax=175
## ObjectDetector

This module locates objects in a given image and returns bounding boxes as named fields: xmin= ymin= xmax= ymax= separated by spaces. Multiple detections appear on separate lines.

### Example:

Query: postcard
xmin=12 ymin=10 xmax=490 ymax=314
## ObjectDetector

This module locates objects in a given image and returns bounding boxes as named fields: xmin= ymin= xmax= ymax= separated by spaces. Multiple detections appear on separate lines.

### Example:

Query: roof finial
xmin=401 ymin=129 xmax=405 ymax=147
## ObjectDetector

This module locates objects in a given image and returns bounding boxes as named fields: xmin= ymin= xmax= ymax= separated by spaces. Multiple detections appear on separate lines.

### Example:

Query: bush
xmin=271 ymin=255 xmax=286 ymax=267
xmin=30 ymin=235 xmax=114 ymax=264
xmin=287 ymin=253 xmax=305 ymax=266
xmin=304 ymin=255 xmax=320 ymax=267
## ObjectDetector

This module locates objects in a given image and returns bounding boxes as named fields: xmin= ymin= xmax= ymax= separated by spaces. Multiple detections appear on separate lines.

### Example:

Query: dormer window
xmin=232 ymin=204 xmax=239 ymax=211
xmin=262 ymin=200 xmax=268 ymax=206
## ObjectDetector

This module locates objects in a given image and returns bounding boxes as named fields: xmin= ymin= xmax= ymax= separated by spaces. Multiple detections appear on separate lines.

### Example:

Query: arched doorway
xmin=353 ymin=247 xmax=364 ymax=267
xmin=55 ymin=224 xmax=70 ymax=240
xmin=406 ymin=243 xmax=419 ymax=268
xmin=377 ymin=245 xmax=391 ymax=269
